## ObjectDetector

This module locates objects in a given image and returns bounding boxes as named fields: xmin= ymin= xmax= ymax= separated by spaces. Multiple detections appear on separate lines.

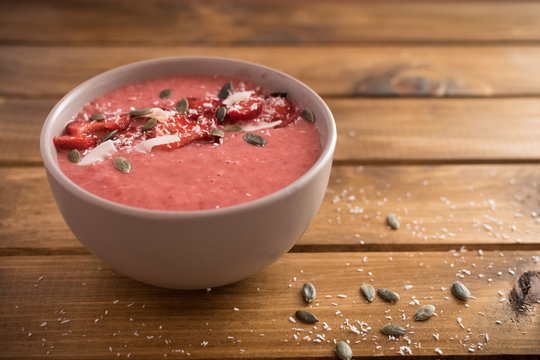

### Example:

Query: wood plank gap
xmin=290 ymin=243 xmax=540 ymax=253
xmin=332 ymin=159 xmax=540 ymax=166
xmin=0 ymin=247 xmax=91 ymax=256
xmin=8 ymin=40 xmax=540 ymax=47
xmin=3 ymin=243 xmax=539 ymax=257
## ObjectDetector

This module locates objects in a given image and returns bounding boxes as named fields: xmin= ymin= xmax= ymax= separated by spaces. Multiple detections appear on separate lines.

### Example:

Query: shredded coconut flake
xmin=78 ymin=140 xmax=117 ymax=165
xmin=133 ymin=134 xmax=181 ymax=154
xmin=223 ymin=91 xmax=253 ymax=106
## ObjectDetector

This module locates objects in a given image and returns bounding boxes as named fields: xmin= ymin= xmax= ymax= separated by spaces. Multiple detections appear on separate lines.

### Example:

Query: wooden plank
xmin=4 ymin=46 xmax=540 ymax=97
xmin=4 ymin=97 xmax=540 ymax=164
xmin=2 ymin=1 xmax=540 ymax=45
xmin=1 ymin=165 xmax=538 ymax=252
xmin=1 ymin=252 xmax=538 ymax=358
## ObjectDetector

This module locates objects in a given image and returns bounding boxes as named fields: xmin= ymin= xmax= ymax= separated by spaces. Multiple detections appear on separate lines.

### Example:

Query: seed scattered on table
xmin=451 ymin=281 xmax=471 ymax=301
xmin=301 ymin=282 xmax=316 ymax=303
xmin=335 ymin=341 xmax=352 ymax=360
xmin=377 ymin=288 xmax=400 ymax=303
xmin=381 ymin=324 xmax=406 ymax=337
xmin=360 ymin=283 xmax=375 ymax=302
xmin=387 ymin=213 xmax=400 ymax=229
xmin=414 ymin=304 xmax=435 ymax=321
xmin=295 ymin=310 xmax=318 ymax=324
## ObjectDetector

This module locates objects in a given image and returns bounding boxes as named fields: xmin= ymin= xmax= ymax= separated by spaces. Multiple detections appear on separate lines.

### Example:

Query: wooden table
xmin=1 ymin=1 xmax=539 ymax=358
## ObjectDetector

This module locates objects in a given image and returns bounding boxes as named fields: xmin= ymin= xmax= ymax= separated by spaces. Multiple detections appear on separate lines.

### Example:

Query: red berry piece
xmin=53 ymin=135 xmax=96 ymax=150
xmin=105 ymin=114 xmax=131 ymax=131
xmin=226 ymin=95 xmax=263 ymax=122
xmin=65 ymin=120 xmax=107 ymax=136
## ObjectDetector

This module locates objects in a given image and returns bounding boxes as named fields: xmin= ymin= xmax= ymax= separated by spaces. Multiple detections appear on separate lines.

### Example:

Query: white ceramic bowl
xmin=40 ymin=57 xmax=336 ymax=289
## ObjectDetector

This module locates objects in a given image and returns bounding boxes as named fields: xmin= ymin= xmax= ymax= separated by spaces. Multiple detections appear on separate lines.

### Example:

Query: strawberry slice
xmin=65 ymin=120 xmax=107 ymax=136
xmin=104 ymin=114 xmax=131 ymax=131
xmin=226 ymin=95 xmax=263 ymax=122
xmin=261 ymin=96 xmax=297 ymax=127
xmin=152 ymin=113 xmax=213 ymax=150
xmin=185 ymin=98 xmax=221 ymax=122
xmin=53 ymin=135 xmax=96 ymax=150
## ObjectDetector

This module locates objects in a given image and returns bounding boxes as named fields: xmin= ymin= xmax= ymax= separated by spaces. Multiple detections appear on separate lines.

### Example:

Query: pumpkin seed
xmin=360 ymin=283 xmax=376 ymax=302
xmin=67 ymin=149 xmax=81 ymax=163
xmin=141 ymin=117 xmax=157 ymax=132
xmin=451 ymin=281 xmax=471 ymax=301
xmin=176 ymin=98 xmax=189 ymax=114
xmin=216 ymin=107 xmax=227 ymax=124
xmin=387 ymin=213 xmax=400 ymax=229
xmin=295 ymin=310 xmax=318 ymax=324
xmin=414 ymin=305 xmax=435 ymax=321
xmin=381 ymin=324 xmax=406 ymax=337
xmin=159 ymin=89 xmax=172 ymax=99
xmin=218 ymin=81 xmax=232 ymax=99
xmin=244 ymin=132 xmax=266 ymax=147
xmin=377 ymin=288 xmax=400 ymax=303
xmin=335 ymin=341 xmax=352 ymax=360
xmin=101 ymin=129 xmax=118 ymax=143
xmin=130 ymin=108 xmax=152 ymax=117
xmin=301 ymin=282 xmax=316 ymax=303
xmin=210 ymin=128 xmax=225 ymax=138
xmin=113 ymin=157 xmax=131 ymax=174
xmin=224 ymin=124 xmax=244 ymax=132
xmin=301 ymin=108 xmax=315 ymax=123
xmin=270 ymin=91 xmax=287 ymax=98
xmin=89 ymin=113 xmax=106 ymax=121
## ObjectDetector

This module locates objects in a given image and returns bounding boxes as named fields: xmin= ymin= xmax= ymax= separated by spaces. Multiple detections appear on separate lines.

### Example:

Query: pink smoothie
xmin=56 ymin=75 xmax=321 ymax=211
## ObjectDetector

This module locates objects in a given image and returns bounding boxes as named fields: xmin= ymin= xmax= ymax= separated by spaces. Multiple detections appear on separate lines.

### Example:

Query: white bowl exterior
xmin=41 ymin=57 xmax=336 ymax=289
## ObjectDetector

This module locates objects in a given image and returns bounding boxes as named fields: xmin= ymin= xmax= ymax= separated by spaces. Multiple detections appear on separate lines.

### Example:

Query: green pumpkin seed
xmin=451 ymin=281 xmax=471 ymax=301
xmin=381 ymin=324 xmax=406 ymax=337
xmin=176 ymin=98 xmax=189 ymax=114
xmin=387 ymin=213 xmax=400 ymax=229
xmin=216 ymin=107 xmax=227 ymax=124
xmin=130 ymin=108 xmax=152 ymax=117
xmin=210 ymin=128 xmax=224 ymax=138
xmin=141 ymin=117 xmax=157 ymax=132
xmin=377 ymin=288 xmax=400 ymax=303
xmin=301 ymin=282 xmax=316 ymax=303
xmin=335 ymin=341 xmax=352 ymax=360
xmin=224 ymin=124 xmax=244 ymax=132
xmin=113 ymin=157 xmax=131 ymax=174
xmin=414 ymin=304 xmax=435 ymax=321
xmin=159 ymin=89 xmax=172 ymax=99
xmin=360 ymin=283 xmax=376 ymax=302
xmin=301 ymin=108 xmax=315 ymax=123
xmin=218 ymin=81 xmax=232 ymax=99
xmin=244 ymin=132 xmax=265 ymax=147
xmin=67 ymin=149 xmax=81 ymax=163
xmin=89 ymin=113 xmax=106 ymax=121
xmin=101 ymin=129 xmax=118 ymax=143
xmin=270 ymin=91 xmax=287 ymax=98
xmin=295 ymin=310 xmax=318 ymax=324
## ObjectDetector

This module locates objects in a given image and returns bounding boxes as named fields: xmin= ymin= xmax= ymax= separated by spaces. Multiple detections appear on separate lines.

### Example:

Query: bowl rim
xmin=40 ymin=56 xmax=337 ymax=219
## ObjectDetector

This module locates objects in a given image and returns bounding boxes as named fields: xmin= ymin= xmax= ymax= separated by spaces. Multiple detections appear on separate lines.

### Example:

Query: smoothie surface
xmin=56 ymin=75 xmax=322 ymax=211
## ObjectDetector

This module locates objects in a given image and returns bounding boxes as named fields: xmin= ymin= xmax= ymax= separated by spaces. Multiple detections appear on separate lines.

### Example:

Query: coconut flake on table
xmin=222 ymin=91 xmax=253 ymax=106
xmin=133 ymin=134 xmax=181 ymax=154
xmin=78 ymin=140 xmax=117 ymax=165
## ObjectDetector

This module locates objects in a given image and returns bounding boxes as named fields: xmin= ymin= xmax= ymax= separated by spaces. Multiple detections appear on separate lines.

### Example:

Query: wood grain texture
xmin=1 ymin=165 xmax=538 ymax=252
xmin=4 ymin=46 xmax=540 ymax=97
xmin=2 ymin=1 xmax=540 ymax=45
xmin=1 ymin=252 xmax=538 ymax=359
xmin=4 ymin=97 xmax=540 ymax=164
